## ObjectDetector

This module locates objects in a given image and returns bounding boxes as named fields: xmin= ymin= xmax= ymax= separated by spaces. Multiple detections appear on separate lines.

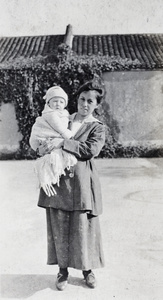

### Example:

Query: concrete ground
xmin=0 ymin=158 xmax=163 ymax=300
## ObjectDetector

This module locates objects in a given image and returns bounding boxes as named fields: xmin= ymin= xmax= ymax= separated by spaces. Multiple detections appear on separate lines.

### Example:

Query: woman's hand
xmin=47 ymin=138 xmax=64 ymax=151
xmin=42 ymin=183 xmax=56 ymax=197
xmin=38 ymin=138 xmax=64 ymax=156
xmin=38 ymin=142 xmax=49 ymax=156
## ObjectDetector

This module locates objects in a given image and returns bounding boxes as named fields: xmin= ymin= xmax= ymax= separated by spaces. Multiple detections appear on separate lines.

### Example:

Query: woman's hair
xmin=76 ymin=75 xmax=106 ymax=104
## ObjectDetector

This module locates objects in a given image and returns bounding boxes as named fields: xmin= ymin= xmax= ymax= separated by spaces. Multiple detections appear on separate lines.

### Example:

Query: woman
xmin=29 ymin=76 xmax=106 ymax=291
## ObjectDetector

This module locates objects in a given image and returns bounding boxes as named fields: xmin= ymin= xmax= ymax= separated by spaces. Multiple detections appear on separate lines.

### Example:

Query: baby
xmin=29 ymin=86 xmax=77 ymax=196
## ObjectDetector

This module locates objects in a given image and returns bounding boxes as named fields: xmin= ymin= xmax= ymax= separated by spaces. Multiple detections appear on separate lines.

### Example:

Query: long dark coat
xmin=38 ymin=115 xmax=105 ymax=216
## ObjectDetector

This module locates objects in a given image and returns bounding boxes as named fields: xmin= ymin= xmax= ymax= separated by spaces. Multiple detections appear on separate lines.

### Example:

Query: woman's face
xmin=77 ymin=90 xmax=98 ymax=118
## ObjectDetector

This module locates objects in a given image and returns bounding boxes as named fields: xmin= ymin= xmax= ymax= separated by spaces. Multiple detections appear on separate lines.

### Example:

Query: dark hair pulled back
xmin=76 ymin=75 xmax=105 ymax=104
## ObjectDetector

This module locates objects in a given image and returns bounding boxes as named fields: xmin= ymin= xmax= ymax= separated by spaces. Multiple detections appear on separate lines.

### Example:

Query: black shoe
xmin=56 ymin=272 xmax=68 ymax=291
xmin=83 ymin=270 xmax=97 ymax=288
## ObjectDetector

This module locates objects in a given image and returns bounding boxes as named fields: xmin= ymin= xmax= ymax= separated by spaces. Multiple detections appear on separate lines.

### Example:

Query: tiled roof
xmin=0 ymin=31 xmax=163 ymax=69
xmin=0 ymin=34 xmax=64 ymax=65
xmin=72 ymin=34 xmax=163 ymax=69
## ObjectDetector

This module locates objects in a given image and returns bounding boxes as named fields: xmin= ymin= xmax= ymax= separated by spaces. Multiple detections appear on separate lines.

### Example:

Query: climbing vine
xmin=1 ymin=43 xmax=160 ymax=159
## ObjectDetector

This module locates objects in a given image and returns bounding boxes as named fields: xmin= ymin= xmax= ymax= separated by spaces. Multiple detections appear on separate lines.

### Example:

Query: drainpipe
xmin=64 ymin=24 xmax=73 ymax=48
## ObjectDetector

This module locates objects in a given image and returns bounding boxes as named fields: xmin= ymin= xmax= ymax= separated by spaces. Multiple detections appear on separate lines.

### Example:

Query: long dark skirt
xmin=46 ymin=208 xmax=105 ymax=270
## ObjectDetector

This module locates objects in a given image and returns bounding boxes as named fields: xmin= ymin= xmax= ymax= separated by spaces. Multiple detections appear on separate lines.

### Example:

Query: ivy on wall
xmin=0 ymin=43 xmax=161 ymax=159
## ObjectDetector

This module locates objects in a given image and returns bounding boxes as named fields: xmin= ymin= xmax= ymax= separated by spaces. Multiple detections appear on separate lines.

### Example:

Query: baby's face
xmin=48 ymin=97 xmax=65 ymax=111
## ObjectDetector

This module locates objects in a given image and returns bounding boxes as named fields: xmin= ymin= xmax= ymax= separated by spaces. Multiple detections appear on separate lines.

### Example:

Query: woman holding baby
xmin=29 ymin=76 xmax=106 ymax=291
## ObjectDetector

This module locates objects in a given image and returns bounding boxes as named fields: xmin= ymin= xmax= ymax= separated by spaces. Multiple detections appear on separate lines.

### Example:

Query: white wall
xmin=103 ymin=70 xmax=163 ymax=147
xmin=0 ymin=103 xmax=22 ymax=153
xmin=0 ymin=0 xmax=162 ymax=37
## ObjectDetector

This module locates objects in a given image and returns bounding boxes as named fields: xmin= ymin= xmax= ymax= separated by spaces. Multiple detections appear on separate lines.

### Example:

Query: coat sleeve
xmin=62 ymin=123 xmax=105 ymax=159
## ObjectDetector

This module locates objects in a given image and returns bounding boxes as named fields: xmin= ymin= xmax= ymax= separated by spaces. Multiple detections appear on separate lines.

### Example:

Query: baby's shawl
xmin=31 ymin=104 xmax=69 ymax=140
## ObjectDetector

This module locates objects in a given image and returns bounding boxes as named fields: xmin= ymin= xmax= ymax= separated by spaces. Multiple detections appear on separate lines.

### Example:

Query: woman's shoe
xmin=56 ymin=272 xmax=68 ymax=291
xmin=83 ymin=270 xmax=97 ymax=288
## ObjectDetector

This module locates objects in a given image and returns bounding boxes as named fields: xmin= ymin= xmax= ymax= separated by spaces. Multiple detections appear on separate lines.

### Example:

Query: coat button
xmin=69 ymin=173 xmax=74 ymax=178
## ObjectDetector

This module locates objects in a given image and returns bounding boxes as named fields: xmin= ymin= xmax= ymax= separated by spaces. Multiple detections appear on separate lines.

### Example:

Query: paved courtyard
xmin=0 ymin=158 xmax=163 ymax=300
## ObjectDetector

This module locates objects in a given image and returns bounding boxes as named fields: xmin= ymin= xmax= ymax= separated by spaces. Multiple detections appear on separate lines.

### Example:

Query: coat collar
xmin=69 ymin=113 xmax=102 ymax=139
xmin=69 ymin=113 xmax=101 ymax=123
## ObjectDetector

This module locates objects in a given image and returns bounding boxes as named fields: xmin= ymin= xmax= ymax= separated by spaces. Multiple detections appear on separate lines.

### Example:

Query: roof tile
xmin=0 ymin=33 xmax=163 ymax=69
xmin=73 ymin=34 xmax=163 ymax=68
xmin=0 ymin=34 xmax=64 ymax=66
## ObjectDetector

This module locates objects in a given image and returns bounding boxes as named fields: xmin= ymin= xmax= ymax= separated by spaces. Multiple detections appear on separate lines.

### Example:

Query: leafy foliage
xmin=1 ymin=44 xmax=159 ymax=159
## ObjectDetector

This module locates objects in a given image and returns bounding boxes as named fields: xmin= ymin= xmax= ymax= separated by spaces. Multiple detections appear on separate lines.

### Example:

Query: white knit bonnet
xmin=43 ymin=86 xmax=68 ymax=107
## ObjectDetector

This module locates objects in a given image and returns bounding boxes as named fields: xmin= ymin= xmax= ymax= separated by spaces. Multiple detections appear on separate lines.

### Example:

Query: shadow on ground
xmin=0 ymin=274 xmax=87 ymax=298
